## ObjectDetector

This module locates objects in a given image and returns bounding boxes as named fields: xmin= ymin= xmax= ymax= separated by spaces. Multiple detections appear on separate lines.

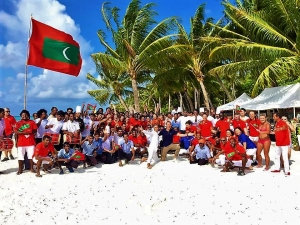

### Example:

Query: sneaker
xmin=285 ymin=172 xmax=290 ymax=176
xmin=271 ymin=170 xmax=281 ymax=173
xmin=237 ymin=171 xmax=246 ymax=176
xmin=1 ymin=157 xmax=9 ymax=162
xmin=68 ymin=167 xmax=74 ymax=173
xmin=59 ymin=170 xmax=64 ymax=175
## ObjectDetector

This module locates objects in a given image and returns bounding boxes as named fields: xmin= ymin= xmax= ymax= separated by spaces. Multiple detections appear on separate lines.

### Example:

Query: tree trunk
xmin=198 ymin=79 xmax=210 ymax=111
xmin=158 ymin=96 xmax=161 ymax=113
xmin=131 ymin=77 xmax=140 ymax=112
xmin=179 ymin=92 xmax=183 ymax=110
xmin=208 ymin=94 xmax=214 ymax=110
xmin=168 ymin=94 xmax=171 ymax=112
xmin=215 ymin=74 xmax=234 ymax=102
xmin=185 ymin=90 xmax=194 ymax=111
xmin=194 ymin=89 xmax=198 ymax=109
xmin=198 ymin=88 xmax=201 ymax=108
xmin=117 ymin=94 xmax=129 ymax=112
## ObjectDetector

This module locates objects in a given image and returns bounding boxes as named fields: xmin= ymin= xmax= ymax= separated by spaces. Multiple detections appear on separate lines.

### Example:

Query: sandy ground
xmin=0 ymin=144 xmax=300 ymax=225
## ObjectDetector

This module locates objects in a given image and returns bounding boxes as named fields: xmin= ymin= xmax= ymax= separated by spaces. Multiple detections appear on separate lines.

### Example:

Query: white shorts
xmin=215 ymin=155 xmax=226 ymax=166
xmin=179 ymin=148 xmax=189 ymax=154
xmin=246 ymin=148 xmax=257 ymax=156
xmin=232 ymin=159 xmax=252 ymax=167
xmin=33 ymin=157 xmax=51 ymax=165
xmin=17 ymin=146 xmax=35 ymax=160
xmin=249 ymin=136 xmax=259 ymax=142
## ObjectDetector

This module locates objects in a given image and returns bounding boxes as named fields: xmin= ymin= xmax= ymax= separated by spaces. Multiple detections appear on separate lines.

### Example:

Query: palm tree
xmin=92 ymin=0 xmax=188 ymax=112
xmin=205 ymin=0 xmax=300 ymax=95
xmin=86 ymin=62 xmax=133 ymax=111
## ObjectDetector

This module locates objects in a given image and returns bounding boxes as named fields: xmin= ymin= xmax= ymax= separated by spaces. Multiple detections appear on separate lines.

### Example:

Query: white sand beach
xmin=1 ymin=144 xmax=300 ymax=225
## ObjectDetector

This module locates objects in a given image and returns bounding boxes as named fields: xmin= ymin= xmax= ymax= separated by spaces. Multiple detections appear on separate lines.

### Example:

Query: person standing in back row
xmin=1 ymin=108 xmax=16 ymax=161
xmin=272 ymin=113 xmax=290 ymax=176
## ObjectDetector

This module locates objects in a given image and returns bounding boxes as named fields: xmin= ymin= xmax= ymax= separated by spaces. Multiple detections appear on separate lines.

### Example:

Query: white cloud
xmin=0 ymin=0 xmax=98 ymax=105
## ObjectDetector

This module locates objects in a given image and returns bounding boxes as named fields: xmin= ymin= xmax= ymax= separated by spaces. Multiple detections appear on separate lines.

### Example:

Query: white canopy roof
xmin=216 ymin=93 xmax=252 ymax=114
xmin=240 ymin=83 xmax=300 ymax=110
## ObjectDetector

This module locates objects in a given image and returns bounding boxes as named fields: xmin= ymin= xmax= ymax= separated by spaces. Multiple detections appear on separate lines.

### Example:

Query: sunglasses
xmin=5 ymin=111 xmax=10 ymax=112
xmin=220 ymin=139 xmax=226 ymax=142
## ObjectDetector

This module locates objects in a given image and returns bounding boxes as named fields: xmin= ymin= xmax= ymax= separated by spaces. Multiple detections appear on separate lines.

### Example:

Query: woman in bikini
xmin=256 ymin=115 xmax=271 ymax=170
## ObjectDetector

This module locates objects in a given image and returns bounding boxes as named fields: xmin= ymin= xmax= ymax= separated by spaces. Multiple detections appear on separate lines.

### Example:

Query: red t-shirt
xmin=129 ymin=118 xmax=139 ymax=126
xmin=129 ymin=135 xmax=139 ymax=146
xmin=151 ymin=119 xmax=159 ymax=126
xmin=199 ymin=120 xmax=213 ymax=137
xmin=140 ymin=121 xmax=148 ymax=130
xmin=15 ymin=120 xmax=37 ymax=147
xmin=186 ymin=125 xmax=197 ymax=133
xmin=232 ymin=119 xmax=246 ymax=130
xmin=4 ymin=115 xmax=17 ymax=136
xmin=275 ymin=119 xmax=290 ymax=146
xmin=206 ymin=137 xmax=216 ymax=146
xmin=247 ymin=118 xmax=260 ymax=137
xmin=215 ymin=120 xmax=230 ymax=137
xmin=224 ymin=144 xmax=246 ymax=161
xmin=137 ymin=135 xmax=148 ymax=147
xmin=191 ymin=138 xmax=202 ymax=147
xmin=33 ymin=142 xmax=55 ymax=157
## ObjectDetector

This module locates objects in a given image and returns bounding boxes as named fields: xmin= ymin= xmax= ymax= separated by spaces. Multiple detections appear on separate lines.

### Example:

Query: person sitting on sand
xmin=81 ymin=135 xmax=98 ymax=168
xmin=118 ymin=133 xmax=135 ymax=167
xmin=190 ymin=138 xmax=212 ymax=165
xmin=212 ymin=137 xmax=251 ymax=176
xmin=57 ymin=142 xmax=79 ymax=174
xmin=33 ymin=135 xmax=56 ymax=177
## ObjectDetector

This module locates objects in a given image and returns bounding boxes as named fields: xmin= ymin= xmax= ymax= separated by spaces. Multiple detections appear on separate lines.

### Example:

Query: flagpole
xmin=24 ymin=14 xmax=32 ymax=110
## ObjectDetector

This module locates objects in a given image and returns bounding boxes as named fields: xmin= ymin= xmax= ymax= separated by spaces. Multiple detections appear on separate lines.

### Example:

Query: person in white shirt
xmin=212 ymin=114 xmax=220 ymax=127
xmin=239 ymin=108 xmax=249 ymax=122
xmin=142 ymin=124 xmax=160 ymax=169
xmin=190 ymin=110 xmax=202 ymax=126
xmin=62 ymin=113 xmax=80 ymax=134
xmin=81 ymin=114 xmax=93 ymax=139
xmin=35 ymin=109 xmax=48 ymax=144
xmin=177 ymin=111 xmax=191 ymax=132
xmin=45 ymin=110 xmax=65 ymax=134
xmin=171 ymin=106 xmax=179 ymax=115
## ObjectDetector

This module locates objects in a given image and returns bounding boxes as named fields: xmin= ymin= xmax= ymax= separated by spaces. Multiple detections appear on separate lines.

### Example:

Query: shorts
xmin=33 ymin=156 xmax=51 ymax=165
xmin=249 ymin=136 xmax=259 ymax=142
xmin=17 ymin=146 xmax=35 ymax=160
xmin=246 ymin=148 xmax=257 ymax=156
xmin=215 ymin=155 xmax=226 ymax=166
xmin=232 ymin=159 xmax=252 ymax=167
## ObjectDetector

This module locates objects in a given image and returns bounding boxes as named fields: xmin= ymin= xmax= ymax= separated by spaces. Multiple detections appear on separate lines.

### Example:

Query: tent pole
xmin=258 ymin=110 xmax=260 ymax=117
xmin=294 ymin=107 xmax=296 ymax=119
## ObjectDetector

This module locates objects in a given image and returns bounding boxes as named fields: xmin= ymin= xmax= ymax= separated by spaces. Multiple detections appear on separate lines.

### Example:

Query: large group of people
xmin=0 ymin=104 xmax=296 ymax=177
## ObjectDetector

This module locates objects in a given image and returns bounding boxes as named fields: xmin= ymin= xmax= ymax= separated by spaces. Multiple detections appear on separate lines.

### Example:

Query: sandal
xmin=16 ymin=171 xmax=22 ymax=175
xmin=35 ymin=174 xmax=42 ymax=177
xmin=220 ymin=169 xmax=230 ymax=172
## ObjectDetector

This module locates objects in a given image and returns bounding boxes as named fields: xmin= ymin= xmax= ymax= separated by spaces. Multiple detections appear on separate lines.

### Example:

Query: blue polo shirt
xmin=58 ymin=148 xmax=75 ymax=159
xmin=94 ymin=138 xmax=103 ymax=154
xmin=81 ymin=141 xmax=98 ymax=156
xmin=120 ymin=140 xmax=134 ymax=154
xmin=238 ymin=133 xmax=256 ymax=149
xmin=158 ymin=128 xmax=177 ymax=147
xmin=171 ymin=120 xmax=180 ymax=128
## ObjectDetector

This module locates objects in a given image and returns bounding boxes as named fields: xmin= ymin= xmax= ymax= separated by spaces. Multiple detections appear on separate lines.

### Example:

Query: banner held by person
xmin=27 ymin=18 xmax=82 ymax=76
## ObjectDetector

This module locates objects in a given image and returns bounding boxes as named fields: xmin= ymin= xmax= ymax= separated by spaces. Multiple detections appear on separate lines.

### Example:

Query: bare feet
xmin=256 ymin=165 xmax=263 ymax=168
xmin=147 ymin=163 xmax=152 ymax=169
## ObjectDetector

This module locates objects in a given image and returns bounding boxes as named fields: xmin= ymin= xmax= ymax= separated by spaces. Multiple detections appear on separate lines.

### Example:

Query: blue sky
xmin=0 ymin=0 xmax=225 ymax=116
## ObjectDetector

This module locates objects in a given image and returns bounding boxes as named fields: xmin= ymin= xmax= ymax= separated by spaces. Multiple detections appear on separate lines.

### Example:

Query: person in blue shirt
xmin=234 ymin=127 xmax=257 ymax=165
xmin=80 ymin=135 xmax=98 ymax=168
xmin=57 ymin=142 xmax=79 ymax=174
xmin=93 ymin=132 xmax=105 ymax=163
xmin=118 ymin=133 xmax=135 ymax=167
xmin=190 ymin=139 xmax=212 ymax=165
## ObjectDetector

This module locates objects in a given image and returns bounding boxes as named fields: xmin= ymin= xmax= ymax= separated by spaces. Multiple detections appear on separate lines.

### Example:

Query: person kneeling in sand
xmin=33 ymin=135 xmax=56 ymax=177
xmin=81 ymin=136 xmax=98 ymax=168
xmin=212 ymin=137 xmax=252 ymax=176
xmin=118 ymin=133 xmax=135 ymax=167
xmin=57 ymin=142 xmax=79 ymax=174
xmin=190 ymin=139 xmax=212 ymax=165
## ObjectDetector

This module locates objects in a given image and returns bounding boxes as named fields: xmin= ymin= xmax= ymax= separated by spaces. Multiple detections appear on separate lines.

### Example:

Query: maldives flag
xmin=70 ymin=151 xmax=85 ymax=161
xmin=28 ymin=18 xmax=82 ymax=76
xmin=87 ymin=104 xmax=96 ymax=111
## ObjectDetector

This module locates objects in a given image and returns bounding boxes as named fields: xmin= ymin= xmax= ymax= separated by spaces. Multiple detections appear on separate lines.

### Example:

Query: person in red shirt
xmin=215 ymin=113 xmax=230 ymax=138
xmin=185 ymin=120 xmax=197 ymax=136
xmin=232 ymin=114 xmax=248 ymax=135
xmin=272 ymin=113 xmax=290 ymax=176
xmin=140 ymin=116 xmax=148 ymax=130
xmin=198 ymin=113 xmax=213 ymax=139
xmin=212 ymin=137 xmax=251 ymax=176
xmin=14 ymin=110 xmax=38 ymax=175
xmin=33 ymin=135 xmax=56 ymax=177
xmin=247 ymin=111 xmax=261 ymax=144
xmin=2 ymin=108 xmax=17 ymax=160
xmin=137 ymin=130 xmax=149 ymax=163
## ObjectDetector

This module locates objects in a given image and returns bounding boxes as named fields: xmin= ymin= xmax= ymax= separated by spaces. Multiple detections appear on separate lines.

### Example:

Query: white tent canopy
xmin=240 ymin=83 xmax=300 ymax=110
xmin=216 ymin=93 xmax=252 ymax=114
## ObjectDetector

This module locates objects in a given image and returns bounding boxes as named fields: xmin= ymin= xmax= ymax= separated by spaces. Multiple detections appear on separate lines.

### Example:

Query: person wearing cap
xmin=190 ymin=138 xmax=212 ymax=165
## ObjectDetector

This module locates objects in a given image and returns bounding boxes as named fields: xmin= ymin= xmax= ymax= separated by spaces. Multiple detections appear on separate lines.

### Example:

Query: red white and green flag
xmin=27 ymin=18 xmax=82 ymax=76
xmin=87 ymin=104 xmax=96 ymax=111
